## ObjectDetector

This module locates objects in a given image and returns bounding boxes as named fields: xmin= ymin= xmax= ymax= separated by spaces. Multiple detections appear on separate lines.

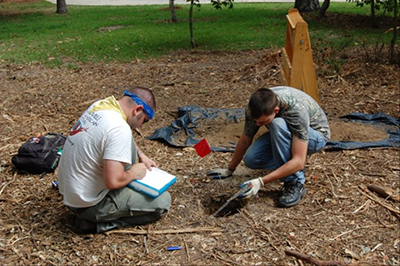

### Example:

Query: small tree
xmin=389 ymin=0 xmax=399 ymax=65
xmin=211 ymin=0 xmax=234 ymax=9
xmin=349 ymin=0 xmax=399 ymax=64
xmin=188 ymin=0 xmax=200 ymax=48
xmin=170 ymin=0 xmax=178 ymax=23
xmin=188 ymin=0 xmax=233 ymax=48
xmin=348 ymin=0 xmax=399 ymax=27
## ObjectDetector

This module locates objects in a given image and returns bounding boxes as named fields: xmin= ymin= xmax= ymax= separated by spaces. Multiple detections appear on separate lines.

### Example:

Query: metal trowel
xmin=212 ymin=182 xmax=252 ymax=217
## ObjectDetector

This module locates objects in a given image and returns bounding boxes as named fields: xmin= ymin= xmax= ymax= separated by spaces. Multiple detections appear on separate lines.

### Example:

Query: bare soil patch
xmin=177 ymin=117 xmax=390 ymax=149
xmin=1 ymin=47 xmax=399 ymax=266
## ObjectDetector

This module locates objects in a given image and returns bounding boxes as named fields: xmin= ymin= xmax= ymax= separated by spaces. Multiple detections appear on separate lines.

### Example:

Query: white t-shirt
xmin=58 ymin=96 xmax=137 ymax=208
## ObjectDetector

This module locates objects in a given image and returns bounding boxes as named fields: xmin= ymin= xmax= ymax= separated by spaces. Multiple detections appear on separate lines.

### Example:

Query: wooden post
xmin=280 ymin=8 xmax=320 ymax=104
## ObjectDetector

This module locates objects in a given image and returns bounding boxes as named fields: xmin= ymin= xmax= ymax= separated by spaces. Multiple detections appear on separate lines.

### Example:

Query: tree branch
xmin=105 ymin=227 xmax=222 ymax=235
xmin=285 ymin=249 xmax=342 ymax=266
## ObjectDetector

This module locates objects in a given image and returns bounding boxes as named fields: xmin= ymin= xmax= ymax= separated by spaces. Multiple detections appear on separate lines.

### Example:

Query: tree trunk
xmin=389 ymin=0 xmax=398 ymax=65
xmin=370 ymin=0 xmax=379 ymax=27
xmin=318 ymin=0 xmax=330 ymax=19
xmin=56 ymin=0 xmax=67 ymax=14
xmin=169 ymin=0 xmax=178 ymax=23
xmin=294 ymin=0 xmax=320 ymax=12
xmin=189 ymin=0 xmax=195 ymax=48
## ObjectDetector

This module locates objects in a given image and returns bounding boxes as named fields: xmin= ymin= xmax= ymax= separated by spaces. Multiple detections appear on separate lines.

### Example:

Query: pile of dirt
xmin=329 ymin=120 xmax=389 ymax=142
xmin=0 ymin=48 xmax=399 ymax=266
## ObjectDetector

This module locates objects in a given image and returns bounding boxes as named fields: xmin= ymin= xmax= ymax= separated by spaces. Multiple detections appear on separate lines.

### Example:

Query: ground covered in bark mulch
xmin=1 ymin=46 xmax=399 ymax=266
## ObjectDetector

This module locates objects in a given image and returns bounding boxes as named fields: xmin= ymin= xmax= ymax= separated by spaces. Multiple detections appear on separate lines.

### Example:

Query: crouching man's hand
xmin=206 ymin=168 xmax=234 ymax=179
xmin=240 ymin=177 xmax=264 ymax=198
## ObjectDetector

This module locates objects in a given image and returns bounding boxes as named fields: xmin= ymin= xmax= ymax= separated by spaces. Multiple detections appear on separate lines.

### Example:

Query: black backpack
xmin=12 ymin=133 xmax=66 ymax=177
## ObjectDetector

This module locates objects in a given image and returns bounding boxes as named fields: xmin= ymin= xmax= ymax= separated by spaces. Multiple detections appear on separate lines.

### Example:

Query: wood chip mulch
xmin=1 ymin=48 xmax=399 ymax=265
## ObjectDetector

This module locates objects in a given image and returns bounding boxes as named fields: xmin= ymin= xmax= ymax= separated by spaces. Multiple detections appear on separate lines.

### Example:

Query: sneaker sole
xmin=278 ymin=187 xmax=307 ymax=208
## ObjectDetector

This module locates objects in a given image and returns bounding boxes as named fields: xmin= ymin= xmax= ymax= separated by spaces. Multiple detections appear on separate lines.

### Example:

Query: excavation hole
xmin=202 ymin=193 xmax=249 ymax=218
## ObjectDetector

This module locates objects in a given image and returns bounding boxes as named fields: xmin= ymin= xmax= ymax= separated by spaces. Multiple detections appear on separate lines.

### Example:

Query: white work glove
xmin=206 ymin=168 xmax=234 ymax=179
xmin=240 ymin=177 xmax=264 ymax=198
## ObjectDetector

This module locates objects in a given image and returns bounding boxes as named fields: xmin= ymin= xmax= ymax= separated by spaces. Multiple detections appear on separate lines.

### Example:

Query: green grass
xmin=0 ymin=1 xmax=394 ymax=66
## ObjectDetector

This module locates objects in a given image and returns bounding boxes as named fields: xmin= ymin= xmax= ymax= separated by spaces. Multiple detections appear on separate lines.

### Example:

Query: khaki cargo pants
xmin=69 ymin=186 xmax=171 ymax=233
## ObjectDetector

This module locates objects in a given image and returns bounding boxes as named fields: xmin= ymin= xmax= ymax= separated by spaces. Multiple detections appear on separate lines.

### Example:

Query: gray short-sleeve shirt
xmin=244 ymin=86 xmax=331 ymax=142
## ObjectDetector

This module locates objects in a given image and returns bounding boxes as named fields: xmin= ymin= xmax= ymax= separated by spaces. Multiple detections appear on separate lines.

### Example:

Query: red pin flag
xmin=194 ymin=138 xmax=212 ymax=158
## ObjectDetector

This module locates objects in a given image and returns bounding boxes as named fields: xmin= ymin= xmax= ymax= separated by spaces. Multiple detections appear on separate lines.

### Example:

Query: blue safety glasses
xmin=124 ymin=90 xmax=154 ymax=120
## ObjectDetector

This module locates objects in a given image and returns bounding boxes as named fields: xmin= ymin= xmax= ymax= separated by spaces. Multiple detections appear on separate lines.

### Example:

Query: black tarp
xmin=147 ymin=106 xmax=399 ymax=152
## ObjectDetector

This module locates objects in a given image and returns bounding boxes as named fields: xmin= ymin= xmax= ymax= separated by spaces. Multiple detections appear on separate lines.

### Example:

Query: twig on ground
xmin=142 ymin=225 xmax=154 ymax=253
xmin=330 ymin=224 xmax=397 ymax=241
xmin=11 ymin=246 xmax=30 ymax=264
xmin=367 ymin=184 xmax=400 ymax=202
xmin=324 ymin=173 xmax=338 ymax=198
xmin=358 ymin=186 xmax=400 ymax=215
xmin=0 ymin=181 xmax=12 ymax=197
xmin=183 ymin=238 xmax=190 ymax=263
xmin=105 ymin=227 xmax=223 ymax=235
xmin=213 ymin=250 xmax=242 ymax=266
xmin=143 ymin=236 xmax=149 ymax=254
xmin=285 ymin=249 xmax=342 ymax=266
xmin=359 ymin=171 xmax=387 ymax=177
xmin=353 ymin=199 xmax=371 ymax=214
xmin=241 ymin=209 xmax=280 ymax=251
xmin=227 ymin=243 xmax=270 ymax=254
